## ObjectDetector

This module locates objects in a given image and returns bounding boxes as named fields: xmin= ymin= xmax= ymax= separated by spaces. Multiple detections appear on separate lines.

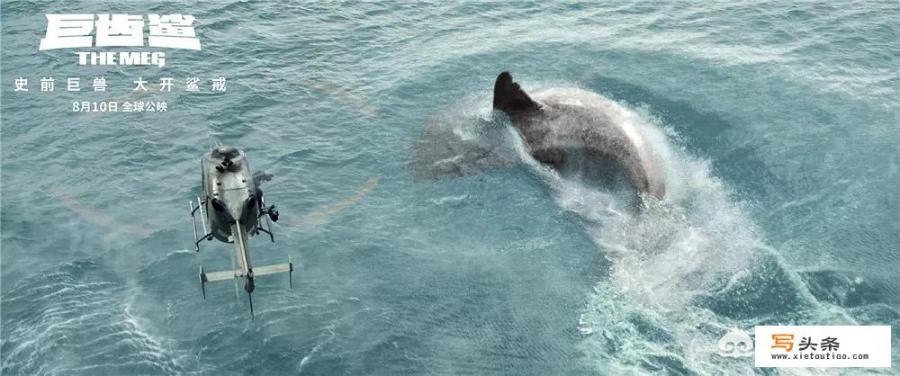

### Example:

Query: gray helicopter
xmin=189 ymin=146 xmax=292 ymax=316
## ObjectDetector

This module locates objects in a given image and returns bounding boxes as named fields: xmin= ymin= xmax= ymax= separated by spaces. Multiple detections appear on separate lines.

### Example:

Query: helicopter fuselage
xmin=201 ymin=147 xmax=261 ymax=243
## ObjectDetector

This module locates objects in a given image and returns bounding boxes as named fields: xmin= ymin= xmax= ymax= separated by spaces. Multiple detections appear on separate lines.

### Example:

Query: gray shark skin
xmin=493 ymin=72 xmax=666 ymax=200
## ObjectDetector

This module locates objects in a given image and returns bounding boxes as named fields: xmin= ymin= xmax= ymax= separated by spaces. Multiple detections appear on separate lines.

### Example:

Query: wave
xmin=497 ymin=88 xmax=889 ymax=374
xmin=1 ymin=260 xmax=183 ymax=375
xmin=412 ymin=78 xmax=899 ymax=373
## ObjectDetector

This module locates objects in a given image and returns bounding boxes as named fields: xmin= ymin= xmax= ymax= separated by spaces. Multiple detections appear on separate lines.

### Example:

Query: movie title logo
xmin=39 ymin=14 xmax=201 ymax=68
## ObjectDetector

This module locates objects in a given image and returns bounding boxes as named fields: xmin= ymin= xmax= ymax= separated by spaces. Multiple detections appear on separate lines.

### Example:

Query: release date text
xmin=72 ymin=100 xmax=167 ymax=113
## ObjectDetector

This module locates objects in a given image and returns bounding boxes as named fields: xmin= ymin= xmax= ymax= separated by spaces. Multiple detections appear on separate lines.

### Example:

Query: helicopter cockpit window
xmin=211 ymin=146 xmax=240 ymax=160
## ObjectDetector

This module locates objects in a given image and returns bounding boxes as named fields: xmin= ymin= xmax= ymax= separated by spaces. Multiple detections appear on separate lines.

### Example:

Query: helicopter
xmin=189 ymin=146 xmax=292 ymax=316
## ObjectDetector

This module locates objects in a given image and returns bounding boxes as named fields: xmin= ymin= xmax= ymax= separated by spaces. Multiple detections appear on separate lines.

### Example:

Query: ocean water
xmin=2 ymin=1 xmax=898 ymax=375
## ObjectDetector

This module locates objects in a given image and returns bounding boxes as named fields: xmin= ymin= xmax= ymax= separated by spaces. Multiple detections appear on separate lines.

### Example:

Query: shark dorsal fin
xmin=493 ymin=72 xmax=541 ymax=115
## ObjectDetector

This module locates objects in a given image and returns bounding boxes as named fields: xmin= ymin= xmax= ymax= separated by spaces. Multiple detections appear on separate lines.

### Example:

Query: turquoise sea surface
xmin=2 ymin=1 xmax=898 ymax=374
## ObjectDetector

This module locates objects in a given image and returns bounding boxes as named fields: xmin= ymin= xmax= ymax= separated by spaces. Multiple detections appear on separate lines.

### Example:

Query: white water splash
xmin=503 ymin=90 xmax=772 ymax=373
